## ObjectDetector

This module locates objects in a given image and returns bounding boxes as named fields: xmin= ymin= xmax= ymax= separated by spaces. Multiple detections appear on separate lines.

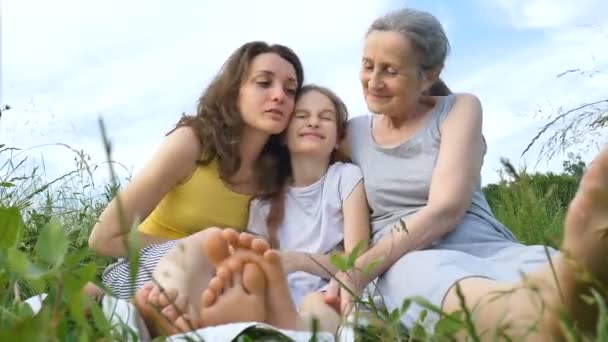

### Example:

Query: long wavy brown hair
xmin=264 ymin=85 xmax=349 ymax=248
xmin=170 ymin=41 xmax=304 ymax=198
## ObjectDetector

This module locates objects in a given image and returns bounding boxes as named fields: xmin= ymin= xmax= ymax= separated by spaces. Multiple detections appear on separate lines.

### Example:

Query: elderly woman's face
xmin=360 ymin=30 xmax=431 ymax=117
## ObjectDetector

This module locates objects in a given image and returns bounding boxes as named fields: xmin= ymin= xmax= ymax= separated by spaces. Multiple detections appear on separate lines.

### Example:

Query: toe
xmin=174 ymin=314 xmax=196 ymax=333
xmin=263 ymin=249 xmax=283 ymax=268
xmin=201 ymin=289 xmax=216 ymax=307
xmin=238 ymin=233 xmax=255 ymax=249
xmin=251 ymin=238 xmax=270 ymax=255
xmin=161 ymin=305 xmax=179 ymax=321
xmin=226 ymin=257 xmax=244 ymax=275
xmin=221 ymin=228 xmax=240 ymax=247
xmin=216 ymin=266 xmax=232 ymax=288
xmin=203 ymin=229 xmax=231 ymax=266
xmin=242 ymin=262 xmax=266 ymax=296
xmin=148 ymin=286 xmax=163 ymax=306
xmin=208 ymin=276 xmax=224 ymax=294
xmin=157 ymin=288 xmax=178 ymax=308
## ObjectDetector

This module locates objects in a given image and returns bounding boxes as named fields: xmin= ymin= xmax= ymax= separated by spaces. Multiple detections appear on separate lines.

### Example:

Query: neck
xmin=290 ymin=154 xmax=331 ymax=187
xmin=384 ymin=97 xmax=434 ymax=129
xmin=238 ymin=127 xmax=271 ymax=171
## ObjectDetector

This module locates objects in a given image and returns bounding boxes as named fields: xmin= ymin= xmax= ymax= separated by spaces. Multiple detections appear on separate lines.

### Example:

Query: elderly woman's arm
xmin=350 ymin=93 xmax=485 ymax=286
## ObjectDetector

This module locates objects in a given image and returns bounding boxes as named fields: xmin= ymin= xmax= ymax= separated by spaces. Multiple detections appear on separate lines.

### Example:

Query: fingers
xmin=341 ymin=292 xmax=355 ymax=315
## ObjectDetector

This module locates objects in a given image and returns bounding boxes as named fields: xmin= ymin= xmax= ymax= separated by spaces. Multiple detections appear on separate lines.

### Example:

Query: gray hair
xmin=367 ymin=8 xmax=450 ymax=73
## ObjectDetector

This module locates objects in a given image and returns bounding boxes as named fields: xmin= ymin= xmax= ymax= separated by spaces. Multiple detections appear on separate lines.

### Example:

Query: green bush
xmin=482 ymin=155 xmax=584 ymax=247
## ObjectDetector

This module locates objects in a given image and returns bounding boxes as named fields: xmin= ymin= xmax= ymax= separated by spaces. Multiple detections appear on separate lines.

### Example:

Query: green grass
xmin=0 ymin=141 xmax=606 ymax=341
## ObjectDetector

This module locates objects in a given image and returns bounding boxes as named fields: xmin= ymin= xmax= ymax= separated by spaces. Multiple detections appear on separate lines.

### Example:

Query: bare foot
xmin=439 ymin=148 xmax=608 ymax=340
xmin=133 ymin=283 xmax=189 ymax=336
xmin=228 ymin=249 xmax=301 ymax=330
xmin=207 ymin=230 xmax=302 ymax=329
xmin=221 ymin=228 xmax=266 ymax=253
xmin=190 ymin=259 xmax=267 ymax=327
xmin=133 ymin=228 xmax=235 ymax=337
xmin=221 ymin=230 xmax=302 ymax=329
xmin=552 ymin=146 xmax=608 ymax=334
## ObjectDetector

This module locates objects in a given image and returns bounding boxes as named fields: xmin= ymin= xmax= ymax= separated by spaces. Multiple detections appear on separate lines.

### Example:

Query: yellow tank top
xmin=138 ymin=159 xmax=252 ymax=239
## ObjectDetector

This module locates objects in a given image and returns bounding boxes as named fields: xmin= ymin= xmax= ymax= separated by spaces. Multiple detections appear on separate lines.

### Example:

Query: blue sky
xmin=2 ymin=0 xmax=607 ymax=186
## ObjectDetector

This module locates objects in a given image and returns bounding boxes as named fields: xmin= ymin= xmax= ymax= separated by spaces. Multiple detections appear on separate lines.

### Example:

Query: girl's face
xmin=238 ymin=52 xmax=299 ymax=135
xmin=286 ymin=90 xmax=338 ymax=159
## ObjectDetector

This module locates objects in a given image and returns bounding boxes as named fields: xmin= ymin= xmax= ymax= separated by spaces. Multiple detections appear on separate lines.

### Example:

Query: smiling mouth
xmin=367 ymin=92 xmax=389 ymax=98
xmin=300 ymin=133 xmax=325 ymax=139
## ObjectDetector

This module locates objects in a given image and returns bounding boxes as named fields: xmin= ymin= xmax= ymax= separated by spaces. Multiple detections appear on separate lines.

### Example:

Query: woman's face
xmin=238 ymin=52 xmax=299 ymax=135
xmin=360 ymin=30 xmax=434 ymax=117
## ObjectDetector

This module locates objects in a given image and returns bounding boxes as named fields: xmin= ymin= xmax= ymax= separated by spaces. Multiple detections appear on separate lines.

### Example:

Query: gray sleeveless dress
xmin=347 ymin=95 xmax=558 ymax=331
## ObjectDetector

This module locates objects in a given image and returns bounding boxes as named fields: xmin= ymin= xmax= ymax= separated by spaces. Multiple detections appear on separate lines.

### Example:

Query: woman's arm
xmin=88 ymin=126 xmax=202 ymax=258
xmin=280 ymin=251 xmax=336 ymax=278
xmin=352 ymin=93 xmax=485 ymax=285
xmin=285 ymin=181 xmax=370 ymax=278
xmin=342 ymin=181 xmax=370 ymax=255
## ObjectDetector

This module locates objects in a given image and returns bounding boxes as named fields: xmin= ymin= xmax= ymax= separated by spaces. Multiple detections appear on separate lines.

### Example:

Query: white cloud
xmin=493 ymin=0 xmax=608 ymax=29
xmin=1 ymin=0 xmax=394 ymax=180
xmin=452 ymin=29 xmax=608 ymax=140
xmin=3 ymin=1 xmax=606 ymax=188
xmin=455 ymin=1 xmax=608 ymax=184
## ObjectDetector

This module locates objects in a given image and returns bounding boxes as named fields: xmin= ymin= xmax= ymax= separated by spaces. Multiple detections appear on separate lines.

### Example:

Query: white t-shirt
xmin=247 ymin=162 xmax=364 ymax=306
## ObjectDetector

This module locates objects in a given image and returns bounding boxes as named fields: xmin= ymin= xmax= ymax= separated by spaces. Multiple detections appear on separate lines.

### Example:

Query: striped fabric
xmin=101 ymin=241 xmax=177 ymax=299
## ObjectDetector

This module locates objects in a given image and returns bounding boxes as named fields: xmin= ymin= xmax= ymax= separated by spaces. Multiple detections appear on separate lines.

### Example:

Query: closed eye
xmin=386 ymin=67 xmax=398 ymax=75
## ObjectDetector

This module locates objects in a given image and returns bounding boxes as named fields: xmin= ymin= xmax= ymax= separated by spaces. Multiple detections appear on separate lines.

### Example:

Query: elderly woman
xmin=325 ymin=7 xmax=608 ymax=340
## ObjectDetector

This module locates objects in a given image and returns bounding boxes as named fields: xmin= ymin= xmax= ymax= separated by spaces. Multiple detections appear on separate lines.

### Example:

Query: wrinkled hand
xmin=325 ymin=271 xmax=363 ymax=315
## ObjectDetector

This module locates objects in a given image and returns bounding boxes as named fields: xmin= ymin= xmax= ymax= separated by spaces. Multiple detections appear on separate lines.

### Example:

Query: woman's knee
xmin=381 ymin=252 xmax=428 ymax=283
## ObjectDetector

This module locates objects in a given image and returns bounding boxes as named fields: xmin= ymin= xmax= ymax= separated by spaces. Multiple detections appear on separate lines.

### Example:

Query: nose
xmin=270 ymin=85 xmax=286 ymax=103
xmin=307 ymin=115 xmax=320 ymax=127
xmin=368 ymin=70 xmax=384 ymax=91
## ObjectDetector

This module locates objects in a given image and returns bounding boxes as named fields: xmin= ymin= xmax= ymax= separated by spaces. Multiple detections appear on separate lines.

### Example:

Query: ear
xmin=422 ymin=67 xmax=442 ymax=93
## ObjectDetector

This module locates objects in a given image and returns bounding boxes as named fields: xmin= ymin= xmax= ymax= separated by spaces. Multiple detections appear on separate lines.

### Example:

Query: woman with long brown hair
xmin=87 ymin=40 xmax=303 ymax=308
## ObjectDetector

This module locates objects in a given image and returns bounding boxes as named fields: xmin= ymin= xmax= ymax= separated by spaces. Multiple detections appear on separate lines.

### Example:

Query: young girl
xmin=87 ymin=40 xmax=304 ymax=300
xmin=134 ymin=85 xmax=371 ymax=337
xmin=244 ymin=84 xmax=370 ymax=331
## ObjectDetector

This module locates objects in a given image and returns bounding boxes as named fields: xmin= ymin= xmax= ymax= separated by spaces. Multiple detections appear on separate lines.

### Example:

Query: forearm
xmin=89 ymin=197 xmax=159 ymax=257
xmin=354 ymin=205 xmax=460 ymax=284
xmin=287 ymin=251 xmax=339 ymax=279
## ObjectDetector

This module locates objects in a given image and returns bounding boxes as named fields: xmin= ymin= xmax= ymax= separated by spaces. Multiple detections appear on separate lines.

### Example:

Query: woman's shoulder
xmin=153 ymin=125 xmax=205 ymax=184
xmin=443 ymin=93 xmax=481 ymax=111
xmin=430 ymin=92 xmax=482 ymax=126
xmin=167 ymin=125 xmax=203 ymax=151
